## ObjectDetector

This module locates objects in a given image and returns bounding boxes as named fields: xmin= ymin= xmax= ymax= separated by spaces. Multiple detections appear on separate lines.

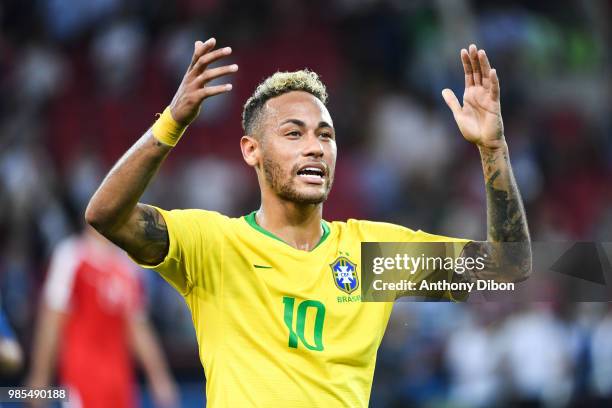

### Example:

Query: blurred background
xmin=0 ymin=0 xmax=611 ymax=407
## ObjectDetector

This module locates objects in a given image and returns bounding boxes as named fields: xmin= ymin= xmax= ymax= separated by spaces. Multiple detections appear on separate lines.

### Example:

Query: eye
xmin=286 ymin=131 xmax=301 ymax=137
xmin=320 ymin=131 xmax=334 ymax=139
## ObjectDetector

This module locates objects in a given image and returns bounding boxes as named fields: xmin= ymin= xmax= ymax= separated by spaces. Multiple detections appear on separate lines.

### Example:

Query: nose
xmin=302 ymin=131 xmax=324 ymax=158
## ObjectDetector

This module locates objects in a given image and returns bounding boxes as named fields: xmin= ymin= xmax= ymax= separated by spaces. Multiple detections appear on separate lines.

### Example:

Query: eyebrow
xmin=279 ymin=119 xmax=334 ymax=130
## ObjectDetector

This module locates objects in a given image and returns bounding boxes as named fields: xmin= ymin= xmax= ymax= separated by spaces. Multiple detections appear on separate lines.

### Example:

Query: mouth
xmin=296 ymin=164 xmax=326 ymax=185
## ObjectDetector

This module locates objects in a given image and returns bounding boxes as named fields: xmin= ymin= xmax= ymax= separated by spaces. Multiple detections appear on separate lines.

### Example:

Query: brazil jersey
xmin=134 ymin=208 xmax=469 ymax=407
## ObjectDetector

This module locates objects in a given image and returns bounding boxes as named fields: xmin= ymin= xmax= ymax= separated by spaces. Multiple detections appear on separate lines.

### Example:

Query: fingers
xmin=192 ymin=47 xmax=233 ymax=75
xmin=189 ymin=38 xmax=216 ymax=69
xmin=468 ymin=44 xmax=482 ymax=85
xmin=187 ymin=40 xmax=238 ymax=102
xmin=197 ymin=83 xmax=233 ymax=99
xmin=490 ymin=69 xmax=500 ymax=101
xmin=170 ymin=38 xmax=237 ymax=123
xmin=441 ymin=88 xmax=461 ymax=116
xmin=195 ymin=63 xmax=239 ymax=86
xmin=461 ymin=44 xmax=495 ymax=91
xmin=461 ymin=49 xmax=474 ymax=88
xmin=478 ymin=49 xmax=491 ymax=79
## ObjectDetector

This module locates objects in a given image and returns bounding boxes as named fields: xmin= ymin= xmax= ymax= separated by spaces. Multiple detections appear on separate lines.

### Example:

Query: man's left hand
xmin=442 ymin=44 xmax=505 ymax=150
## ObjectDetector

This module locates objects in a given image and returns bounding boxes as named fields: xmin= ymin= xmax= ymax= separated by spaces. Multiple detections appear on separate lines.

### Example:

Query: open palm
xmin=442 ymin=44 xmax=505 ymax=149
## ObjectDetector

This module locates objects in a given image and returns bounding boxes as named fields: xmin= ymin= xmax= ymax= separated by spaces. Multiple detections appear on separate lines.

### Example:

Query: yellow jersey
xmin=135 ymin=208 xmax=468 ymax=407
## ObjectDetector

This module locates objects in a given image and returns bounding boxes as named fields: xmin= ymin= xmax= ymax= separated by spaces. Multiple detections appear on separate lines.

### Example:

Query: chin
xmin=275 ymin=178 xmax=333 ymax=205
xmin=281 ymin=188 xmax=329 ymax=205
xmin=298 ymin=196 xmax=327 ymax=205
xmin=291 ymin=192 xmax=327 ymax=205
xmin=299 ymin=185 xmax=332 ymax=203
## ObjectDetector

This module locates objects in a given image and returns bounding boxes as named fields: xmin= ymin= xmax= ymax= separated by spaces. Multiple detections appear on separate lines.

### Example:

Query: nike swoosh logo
xmin=254 ymin=264 xmax=273 ymax=269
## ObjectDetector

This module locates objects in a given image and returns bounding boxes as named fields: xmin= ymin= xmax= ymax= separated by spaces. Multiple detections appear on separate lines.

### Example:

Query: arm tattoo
xmin=460 ymin=240 xmax=530 ymax=283
xmin=140 ymin=206 xmax=168 ymax=243
xmin=135 ymin=205 xmax=169 ymax=264
xmin=483 ymin=149 xmax=529 ymax=243
xmin=460 ymin=147 xmax=532 ymax=282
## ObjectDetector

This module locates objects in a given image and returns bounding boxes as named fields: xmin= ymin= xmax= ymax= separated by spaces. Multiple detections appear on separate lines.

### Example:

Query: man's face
xmin=256 ymin=91 xmax=337 ymax=205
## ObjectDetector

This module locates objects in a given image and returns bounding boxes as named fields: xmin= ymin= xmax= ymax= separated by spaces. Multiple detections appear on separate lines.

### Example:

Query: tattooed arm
xmin=481 ymin=146 xmax=528 ymax=243
xmin=460 ymin=144 xmax=532 ymax=283
xmin=85 ymin=38 xmax=237 ymax=264
xmin=85 ymin=132 xmax=172 ymax=264
xmin=442 ymin=44 xmax=531 ymax=283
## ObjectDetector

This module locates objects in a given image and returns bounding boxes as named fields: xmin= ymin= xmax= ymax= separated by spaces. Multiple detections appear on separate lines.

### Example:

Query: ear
xmin=240 ymin=135 xmax=260 ymax=167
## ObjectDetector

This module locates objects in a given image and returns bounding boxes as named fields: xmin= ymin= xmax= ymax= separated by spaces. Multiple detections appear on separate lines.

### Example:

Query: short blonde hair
xmin=242 ymin=69 xmax=328 ymax=134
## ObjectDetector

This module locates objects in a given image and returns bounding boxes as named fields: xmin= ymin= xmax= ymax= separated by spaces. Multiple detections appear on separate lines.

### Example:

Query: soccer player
xmin=85 ymin=39 xmax=530 ymax=406
xmin=27 ymin=226 xmax=178 ymax=408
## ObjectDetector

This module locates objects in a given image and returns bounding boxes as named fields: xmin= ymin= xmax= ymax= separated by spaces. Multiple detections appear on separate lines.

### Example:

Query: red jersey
xmin=43 ymin=234 xmax=143 ymax=408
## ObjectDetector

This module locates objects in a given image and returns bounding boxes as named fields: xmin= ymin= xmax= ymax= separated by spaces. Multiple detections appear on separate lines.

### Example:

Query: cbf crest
xmin=330 ymin=256 xmax=359 ymax=294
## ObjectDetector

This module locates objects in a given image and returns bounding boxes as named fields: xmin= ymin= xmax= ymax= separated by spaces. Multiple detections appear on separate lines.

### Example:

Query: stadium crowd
xmin=0 ymin=0 xmax=610 ymax=406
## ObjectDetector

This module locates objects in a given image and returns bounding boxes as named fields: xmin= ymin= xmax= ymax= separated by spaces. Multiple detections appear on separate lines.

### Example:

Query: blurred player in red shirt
xmin=27 ymin=226 xmax=178 ymax=408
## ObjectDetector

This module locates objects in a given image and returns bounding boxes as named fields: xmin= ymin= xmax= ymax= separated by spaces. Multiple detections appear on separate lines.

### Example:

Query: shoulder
xmin=50 ymin=235 xmax=83 ymax=265
xmin=157 ymin=207 xmax=235 ymax=228
xmin=45 ymin=236 xmax=84 ymax=302
xmin=329 ymin=218 xmax=418 ymax=241
xmin=160 ymin=208 xmax=230 ymax=220
xmin=155 ymin=208 xmax=246 ymax=245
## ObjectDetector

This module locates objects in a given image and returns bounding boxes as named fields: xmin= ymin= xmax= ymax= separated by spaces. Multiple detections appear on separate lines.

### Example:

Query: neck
xmin=256 ymin=197 xmax=324 ymax=251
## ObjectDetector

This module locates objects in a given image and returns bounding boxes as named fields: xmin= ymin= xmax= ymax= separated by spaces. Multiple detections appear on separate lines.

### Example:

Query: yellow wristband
xmin=151 ymin=107 xmax=187 ymax=147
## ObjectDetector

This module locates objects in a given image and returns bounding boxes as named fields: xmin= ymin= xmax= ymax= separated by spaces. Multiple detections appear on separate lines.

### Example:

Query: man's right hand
xmin=86 ymin=38 xmax=238 ymax=266
xmin=169 ymin=38 xmax=238 ymax=126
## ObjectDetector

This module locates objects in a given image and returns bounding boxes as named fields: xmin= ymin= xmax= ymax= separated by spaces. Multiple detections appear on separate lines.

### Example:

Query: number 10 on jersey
xmin=282 ymin=297 xmax=326 ymax=351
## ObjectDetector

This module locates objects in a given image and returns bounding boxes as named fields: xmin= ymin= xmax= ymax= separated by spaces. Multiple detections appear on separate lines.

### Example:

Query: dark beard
xmin=262 ymin=157 xmax=331 ymax=205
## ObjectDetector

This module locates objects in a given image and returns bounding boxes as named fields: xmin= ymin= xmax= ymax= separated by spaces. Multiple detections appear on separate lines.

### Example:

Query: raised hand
xmin=442 ymin=44 xmax=504 ymax=150
xmin=169 ymin=38 xmax=238 ymax=126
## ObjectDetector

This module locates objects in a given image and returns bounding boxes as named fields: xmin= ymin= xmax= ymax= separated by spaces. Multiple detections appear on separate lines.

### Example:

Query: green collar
xmin=244 ymin=211 xmax=330 ymax=250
